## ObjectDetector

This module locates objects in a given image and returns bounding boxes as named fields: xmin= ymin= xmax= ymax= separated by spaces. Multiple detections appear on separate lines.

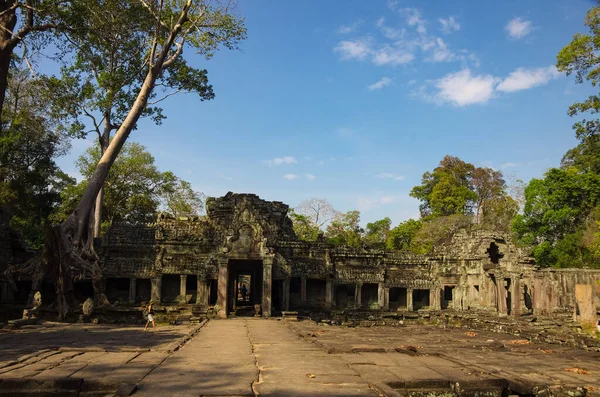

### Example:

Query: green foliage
xmin=410 ymin=156 xmax=478 ymax=218
xmin=386 ymin=219 xmax=422 ymax=251
xmin=514 ymin=167 xmax=600 ymax=267
xmin=0 ymin=72 xmax=74 ymax=248
xmin=326 ymin=210 xmax=364 ymax=248
xmin=53 ymin=142 xmax=203 ymax=230
xmin=557 ymin=3 xmax=600 ymax=140
xmin=363 ymin=217 xmax=391 ymax=249
xmin=164 ymin=179 xmax=205 ymax=218
xmin=289 ymin=210 xmax=320 ymax=241
xmin=410 ymin=214 xmax=471 ymax=255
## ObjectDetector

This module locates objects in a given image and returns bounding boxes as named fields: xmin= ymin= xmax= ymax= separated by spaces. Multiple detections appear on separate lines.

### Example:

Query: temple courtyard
xmin=0 ymin=318 xmax=598 ymax=396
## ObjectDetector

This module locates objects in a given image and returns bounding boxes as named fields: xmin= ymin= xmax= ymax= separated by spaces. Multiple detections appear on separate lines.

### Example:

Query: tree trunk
xmin=41 ymin=1 xmax=191 ymax=319
xmin=93 ymin=136 xmax=109 ymax=237
xmin=0 ymin=2 xmax=17 ymax=123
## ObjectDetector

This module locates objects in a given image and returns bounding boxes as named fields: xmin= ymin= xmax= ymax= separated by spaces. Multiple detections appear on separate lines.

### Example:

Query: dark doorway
xmin=389 ymin=287 xmax=407 ymax=310
xmin=14 ymin=280 xmax=32 ymax=304
xmin=106 ymin=278 xmax=130 ymax=303
xmin=289 ymin=277 xmax=301 ymax=308
xmin=227 ymin=260 xmax=263 ymax=316
xmin=209 ymin=279 xmax=218 ymax=305
xmin=505 ymin=278 xmax=512 ymax=315
xmin=442 ymin=285 xmax=455 ymax=309
xmin=74 ymin=281 xmax=94 ymax=303
xmin=306 ymin=279 xmax=326 ymax=307
xmin=361 ymin=283 xmax=379 ymax=309
xmin=413 ymin=289 xmax=430 ymax=310
xmin=186 ymin=275 xmax=197 ymax=303
xmin=335 ymin=284 xmax=355 ymax=308
xmin=136 ymin=279 xmax=151 ymax=303
xmin=161 ymin=275 xmax=180 ymax=304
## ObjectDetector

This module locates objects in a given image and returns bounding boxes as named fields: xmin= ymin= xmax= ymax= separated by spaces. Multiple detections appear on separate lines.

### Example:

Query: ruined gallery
xmin=3 ymin=192 xmax=597 ymax=323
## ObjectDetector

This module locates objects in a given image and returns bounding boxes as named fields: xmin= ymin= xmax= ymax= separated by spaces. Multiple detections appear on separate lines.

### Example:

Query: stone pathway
xmin=1 ymin=319 xmax=599 ymax=396
xmin=135 ymin=318 xmax=378 ymax=396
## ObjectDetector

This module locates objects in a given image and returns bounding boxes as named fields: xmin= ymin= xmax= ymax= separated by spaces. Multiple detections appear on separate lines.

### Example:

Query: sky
xmin=56 ymin=0 xmax=596 ymax=227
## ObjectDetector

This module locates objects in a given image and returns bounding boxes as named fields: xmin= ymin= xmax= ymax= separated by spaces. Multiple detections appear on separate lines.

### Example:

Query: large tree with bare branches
xmin=14 ymin=0 xmax=245 ymax=319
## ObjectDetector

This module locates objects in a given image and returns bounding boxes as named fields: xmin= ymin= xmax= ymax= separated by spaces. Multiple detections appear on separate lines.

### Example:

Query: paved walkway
xmin=1 ymin=319 xmax=599 ymax=396
xmin=135 ymin=319 xmax=377 ymax=396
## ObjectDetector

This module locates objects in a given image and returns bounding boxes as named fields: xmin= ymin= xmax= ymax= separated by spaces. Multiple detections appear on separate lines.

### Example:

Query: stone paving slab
xmin=286 ymin=321 xmax=600 ymax=395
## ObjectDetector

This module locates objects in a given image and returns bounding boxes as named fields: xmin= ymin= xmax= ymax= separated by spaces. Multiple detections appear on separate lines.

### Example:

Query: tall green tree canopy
xmin=410 ymin=155 xmax=477 ymax=218
xmin=363 ymin=217 xmax=391 ymax=249
xmin=0 ymin=71 xmax=73 ymax=247
xmin=326 ymin=210 xmax=363 ymax=248
xmin=557 ymin=2 xmax=600 ymax=141
xmin=54 ymin=142 xmax=204 ymax=230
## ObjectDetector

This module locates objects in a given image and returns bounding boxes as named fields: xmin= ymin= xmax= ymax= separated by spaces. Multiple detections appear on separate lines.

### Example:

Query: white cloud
xmin=496 ymin=66 xmax=560 ymax=93
xmin=439 ymin=16 xmax=460 ymax=34
xmin=373 ymin=46 xmax=414 ymax=65
xmin=368 ymin=77 xmax=393 ymax=91
xmin=434 ymin=68 xmax=498 ymax=106
xmin=375 ymin=173 xmax=405 ymax=181
xmin=263 ymin=156 xmax=297 ymax=166
xmin=376 ymin=17 xmax=385 ymax=28
xmin=305 ymin=174 xmax=316 ymax=180
xmin=505 ymin=17 xmax=533 ymax=39
xmin=338 ymin=20 xmax=362 ymax=34
xmin=402 ymin=8 xmax=427 ymax=35
xmin=500 ymin=162 xmax=519 ymax=169
xmin=427 ymin=37 xmax=456 ymax=62
xmin=283 ymin=174 xmax=298 ymax=180
xmin=334 ymin=39 xmax=371 ymax=60
xmin=357 ymin=195 xmax=397 ymax=211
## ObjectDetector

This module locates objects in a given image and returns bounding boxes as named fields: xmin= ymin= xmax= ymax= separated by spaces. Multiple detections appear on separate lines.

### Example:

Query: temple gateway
xmin=2 ymin=192 xmax=599 ymax=320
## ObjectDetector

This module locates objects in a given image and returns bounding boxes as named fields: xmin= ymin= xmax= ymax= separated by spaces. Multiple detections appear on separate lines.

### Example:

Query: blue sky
xmin=57 ymin=0 xmax=596 ymax=227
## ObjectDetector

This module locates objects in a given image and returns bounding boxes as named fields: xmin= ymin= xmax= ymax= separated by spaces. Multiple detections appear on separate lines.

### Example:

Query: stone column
xmin=377 ymin=283 xmax=385 ymax=309
xmin=180 ymin=275 xmax=187 ymax=303
xmin=283 ymin=278 xmax=290 ymax=311
xmin=355 ymin=282 xmax=363 ymax=307
xmin=217 ymin=261 xmax=228 ymax=318
xmin=128 ymin=278 xmax=136 ymax=305
xmin=325 ymin=278 xmax=333 ymax=308
xmin=497 ymin=279 xmax=507 ymax=315
xmin=574 ymin=284 xmax=595 ymax=327
xmin=197 ymin=278 xmax=208 ymax=305
xmin=300 ymin=277 xmax=307 ymax=303
xmin=511 ymin=278 xmax=521 ymax=316
xmin=429 ymin=288 xmax=440 ymax=310
xmin=383 ymin=287 xmax=390 ymax=311
xmin=151 ymin=276 xmax=162 ymax=304
xmin=407 ymin=288 xmax=414 ymax=311
xmin=262 ymin=257 xmax=273 ymax=318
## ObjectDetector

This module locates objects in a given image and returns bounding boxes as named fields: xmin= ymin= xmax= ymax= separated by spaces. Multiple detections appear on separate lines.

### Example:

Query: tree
xmin=513 ymin=167 xmax=600 ymax=267
xmin=410 ymin=214 xmax=471 ymax=255
xmin=15 ymin=0 xmax=245 ymax=319
xmin=163 ymin=179 xmax=205 ymax=218
xmin=326 ymin=210 xmax=363 ymax=248
xmin=471 ymin=167 xmax=505 ymax=224
xmin=288 ymin=210 xmax=319 ymax=241
xmin=44 ymin=0 xmax=225 ymax=237
xmin=0 ymin=0 xmax=70 ymax=120
xmin=410 ymin=155 xmax=477 ymax=218
xmin=53 ymin=142 xmax=202 ymax=230
xmin=386 ymin=219 xmax=422 ymax=251
xmin=363 ymin=217 xmax=391 ymax=249
xmin=557 ymin=2 xmax=600 ymax=141
xmin=295 ymin=198 xmax=339 ymax=231
xmin=0 ymin=70 xmax=74 ymax=247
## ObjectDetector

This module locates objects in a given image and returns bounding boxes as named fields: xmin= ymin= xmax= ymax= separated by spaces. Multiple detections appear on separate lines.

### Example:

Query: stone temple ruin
xmin=1 ymin=193 xmax=599 ymax=325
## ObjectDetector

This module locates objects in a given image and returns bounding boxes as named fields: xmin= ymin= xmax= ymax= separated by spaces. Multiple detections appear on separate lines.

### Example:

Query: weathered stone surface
xmin=82 ymin=298 xmax=95 ymax=316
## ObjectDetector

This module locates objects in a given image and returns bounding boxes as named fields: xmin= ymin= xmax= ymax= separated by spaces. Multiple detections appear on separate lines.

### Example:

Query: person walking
xmin=144 ymin=302 xmax=156 ymax=331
